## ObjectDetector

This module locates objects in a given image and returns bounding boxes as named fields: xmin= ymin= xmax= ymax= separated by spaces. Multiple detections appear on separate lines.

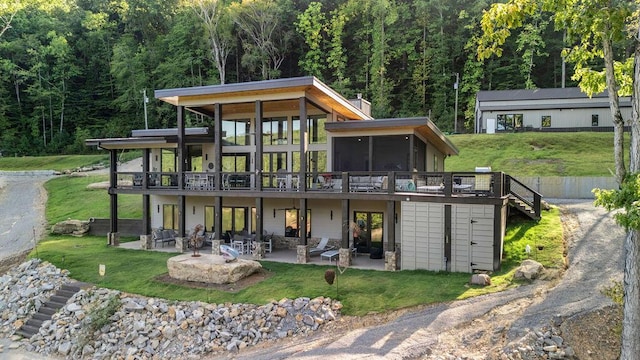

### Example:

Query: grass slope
xmin=446 ymin=132 xmax=622 ymax=176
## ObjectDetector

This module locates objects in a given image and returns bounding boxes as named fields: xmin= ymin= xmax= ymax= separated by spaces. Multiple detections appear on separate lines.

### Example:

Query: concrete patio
xmin=118 ymin=240 xmax=386 ymax=271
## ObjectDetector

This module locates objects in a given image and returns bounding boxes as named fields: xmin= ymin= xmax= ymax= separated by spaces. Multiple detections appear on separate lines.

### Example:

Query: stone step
xmin=32 ymin=313 xmax=50 ymax=322
xmin=15 ymin=324 xmax=40 ymax=338
xmin=15 ymin=282 xmax=89 ymax=339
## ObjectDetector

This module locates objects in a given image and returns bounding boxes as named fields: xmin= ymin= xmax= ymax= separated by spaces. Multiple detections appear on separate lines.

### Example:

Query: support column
xmin=297 ymin=245 xmax=310 ymax=264
xmin=386 ymin=200 xmax=396 ymax=251
xmin=140 ymin=149 xmax=151 ymax=249
xmin=255 ymin=197 xmax=263 ymax=241
xmin=298 ymin=97 xmax=307 ymax=191
xmin=255 ymin=100 xmax=263 ymax=191
xmin=214 ymin=196 xmax=222 ymax=241
xmin=341 ymin=199 xmax=350 ymax=248
xmin=214 ymin=103 xmax=222 ymax=190
xmin=385 ymin=200 xmax=399 ymax=270
xmin=299 ymin=198 xmax=307 ymax=245
xmin=108 ymin=149 xmax=119 ymax=246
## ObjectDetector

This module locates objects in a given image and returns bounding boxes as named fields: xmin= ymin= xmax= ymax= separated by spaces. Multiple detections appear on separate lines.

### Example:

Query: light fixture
xmin=157 ymin=205 xmax=160 ymax=213
xmin=330 ymin=210 xmax=333 ymax=220
xmin=193 ymin=206 xmax=196 ymax=215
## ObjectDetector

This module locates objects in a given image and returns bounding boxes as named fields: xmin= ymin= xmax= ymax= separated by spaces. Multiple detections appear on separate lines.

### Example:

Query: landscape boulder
xmin=514 ymin=259 xmax=544 ymax=280
xmin=167 ymin=253 xmax=262 ymax=284
xmin=470 ymin=273 xmax=492 ymax=286
xmin=51 ymin=219 xmax=90 ymax=236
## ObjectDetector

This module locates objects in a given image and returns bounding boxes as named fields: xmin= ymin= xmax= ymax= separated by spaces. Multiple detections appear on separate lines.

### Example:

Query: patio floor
xmin=118 ymin=240 xmax=386 ymax=271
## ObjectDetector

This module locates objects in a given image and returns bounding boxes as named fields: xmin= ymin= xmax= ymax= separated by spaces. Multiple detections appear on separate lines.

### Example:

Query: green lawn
xmin=0 ymin=151 xmax=141 ymax=172
xmin=33 ymin=206 xmax=562 ymax=315
xmin=446 ymin=132 xmax=622 ymax=176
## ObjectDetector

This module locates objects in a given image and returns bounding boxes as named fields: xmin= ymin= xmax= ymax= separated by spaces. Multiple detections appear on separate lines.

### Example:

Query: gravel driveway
xmin=0 ymin=171 xmax=53 ymax=266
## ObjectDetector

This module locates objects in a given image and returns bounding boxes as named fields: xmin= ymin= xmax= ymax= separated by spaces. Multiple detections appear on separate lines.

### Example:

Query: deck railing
xmin=114 ymin=170 xmax=513 ymax=198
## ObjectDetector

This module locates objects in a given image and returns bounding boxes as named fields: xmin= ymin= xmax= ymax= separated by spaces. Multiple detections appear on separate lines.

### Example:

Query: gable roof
xmin=476 ymin=87 xmax=609 ymax=102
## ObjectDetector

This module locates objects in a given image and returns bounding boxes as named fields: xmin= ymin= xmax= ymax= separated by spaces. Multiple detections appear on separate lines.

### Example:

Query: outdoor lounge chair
xmin=309 ymin=237 xmax=335 ymax=256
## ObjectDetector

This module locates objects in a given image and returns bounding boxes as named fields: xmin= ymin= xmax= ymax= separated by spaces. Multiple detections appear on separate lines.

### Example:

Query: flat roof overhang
xmin=154 ymin=76 xmax=372 ymax=120
xmin=85 ymin=137 xmax=176 ymax=150
xmin=86 ymin=127 xmax=212 ymax=150
xmin=325 ymin=117 xmax=459 ymax=156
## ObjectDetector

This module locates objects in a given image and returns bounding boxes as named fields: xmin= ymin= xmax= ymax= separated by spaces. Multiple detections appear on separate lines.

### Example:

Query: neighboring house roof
xmin=476 ymin=87 xmax=631 ymax=112
xmin=326 ymin=117 xmax=459 ymax=156
xmin=155 ymin=76 xmax=373 ymax=121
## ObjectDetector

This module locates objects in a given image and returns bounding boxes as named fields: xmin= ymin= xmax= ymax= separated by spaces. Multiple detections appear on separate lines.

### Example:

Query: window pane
xmin=263 ymin=117 xmax=287 ymax=145
xmin=285 ymin=209 xmax=298 ymax=236
xmin=292 ymin=118 xmax=301 ymax=144
xmin=235 ymin=208 xmax=246 ymax=233
xmin=161 ymin=149 xmax=176 ymax=172
xmin=592 ymin=114 xmax=599 ymax=126
xmin=251 ymin=208 xmax=257 ymax=233
xmin=514 ymin=114 xmax=523 ymax=128
xmin=222 ymin=207 xmax=233 ymax=234
xmin=308 ymin=115 xmax=326 ymax=144
xmin=541 ymin=115 xmax=551 ymax=127
xmin=204 ymin=206 xmax=214 ymax=233
xmin=163 ymin=204 xmax=175 ymax=229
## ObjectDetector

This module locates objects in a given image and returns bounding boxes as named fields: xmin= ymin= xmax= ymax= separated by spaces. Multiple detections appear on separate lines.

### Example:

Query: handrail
xmin=113 ymin=170 xmax=524 ymax=200
xmin=505 ymin=174 xmax=542 ymax=219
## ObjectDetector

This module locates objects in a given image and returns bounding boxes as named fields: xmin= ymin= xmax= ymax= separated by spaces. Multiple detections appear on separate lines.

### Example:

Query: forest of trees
xmin=0 ymin=0 xmax=586 ymax=156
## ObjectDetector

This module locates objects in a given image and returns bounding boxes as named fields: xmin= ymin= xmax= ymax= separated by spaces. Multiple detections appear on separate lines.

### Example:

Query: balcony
xmin=114 ymin=170 xmax=507 ymax=198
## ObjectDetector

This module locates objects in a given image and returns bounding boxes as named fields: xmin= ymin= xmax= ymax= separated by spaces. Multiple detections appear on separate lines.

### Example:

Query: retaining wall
xmin=516 ymin=176 xmax=618 ymax=199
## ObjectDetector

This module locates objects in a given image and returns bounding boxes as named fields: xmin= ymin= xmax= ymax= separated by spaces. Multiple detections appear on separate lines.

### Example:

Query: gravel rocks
xmin=0 ymin=259 xmax=342 ymax=359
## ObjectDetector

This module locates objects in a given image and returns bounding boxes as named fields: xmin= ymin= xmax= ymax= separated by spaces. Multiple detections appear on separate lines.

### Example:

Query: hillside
xmin=446 ymin=132 xmax=622 ymax=177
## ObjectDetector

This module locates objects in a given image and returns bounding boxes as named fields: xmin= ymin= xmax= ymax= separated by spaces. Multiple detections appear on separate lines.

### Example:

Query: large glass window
xmin=353 ymin=211 xmax=383 ymax=253
xmin=262 ymin=117 xmax=288 ymax=145
xmin=161 ymin=149 xmax=176 ymax=172
xmin=263 ymin=152 xmax=287 ymax=172
xmin=204 ymin=206 xmax=214 ymax=233
xmin=284 ymin=209 xmax=311 ymax=237
xmin=592 ymin=114 xmax=599 ymax=126
xmin=308 ymin=115 xmax=326 ymax=144
xmin=222 ymin=207 xmax=247 ymax=235
xmin=222 ymin=119 xmax=250 ymax=145
xmin=187 ymin=145 xmax=202 ymax=171
xmin=163 ymin=204 xmax=178 ymax=230
xmin=497 ymin=113 xmax=523 ymax=131
xmin=292 ymin=117 xmax=301 ymax=144
xmin=222 ymin=153 xmax=249 ymax=172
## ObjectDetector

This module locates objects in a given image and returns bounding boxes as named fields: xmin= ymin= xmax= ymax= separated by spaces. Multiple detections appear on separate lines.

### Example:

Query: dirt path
xmin=215 ymin=200 xmax=624 ymax=359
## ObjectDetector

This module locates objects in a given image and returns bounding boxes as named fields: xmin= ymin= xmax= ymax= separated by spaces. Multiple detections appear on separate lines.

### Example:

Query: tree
xmin=229 ymin=0 xmax=291 ymax=80
xmin=479 ymin=1 xmax=638 ymax=358
xmin=191 ymin=0 xmax=234 ymax=84
xmin=295 ymin=2 xmax=326 ymax=78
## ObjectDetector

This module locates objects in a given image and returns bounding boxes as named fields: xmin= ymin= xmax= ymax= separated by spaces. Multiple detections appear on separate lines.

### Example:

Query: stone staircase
xmin=15 ymin=282 xmax=88 ymax=339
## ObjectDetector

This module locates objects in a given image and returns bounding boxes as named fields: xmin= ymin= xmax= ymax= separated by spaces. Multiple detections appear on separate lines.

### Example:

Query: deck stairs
xmin=15 ymin=282 xmax=89 ymax=339
xmin=506 ymin=175 xmax=542 ymax=221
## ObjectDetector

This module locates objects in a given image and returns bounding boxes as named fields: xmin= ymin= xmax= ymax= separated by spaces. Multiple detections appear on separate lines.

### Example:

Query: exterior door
xmin=451 ymin=204 xmax=494 ymax=272
xmin=353 ymin=211 xmax=383 ymax=252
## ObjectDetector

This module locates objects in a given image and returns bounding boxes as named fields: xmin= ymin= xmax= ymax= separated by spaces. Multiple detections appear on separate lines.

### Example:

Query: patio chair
xmin=309 ymin=237 xmax=335 ymax=256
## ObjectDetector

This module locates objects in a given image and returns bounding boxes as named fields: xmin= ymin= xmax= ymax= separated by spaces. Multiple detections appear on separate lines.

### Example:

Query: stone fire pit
xmin=167 ymin=254 xmax=262 ymax=284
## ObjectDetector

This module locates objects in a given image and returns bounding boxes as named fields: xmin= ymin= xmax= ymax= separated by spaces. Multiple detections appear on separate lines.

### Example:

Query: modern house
xmin=474 ymin=87 xmax=632 ymax=133
xmin=87 ymin=76 xmax=541 ymax=273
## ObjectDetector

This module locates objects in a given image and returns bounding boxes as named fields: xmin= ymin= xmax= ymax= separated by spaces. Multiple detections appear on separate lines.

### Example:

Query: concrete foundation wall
xmin=516 ymin=176 xmax=618 ymax=199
